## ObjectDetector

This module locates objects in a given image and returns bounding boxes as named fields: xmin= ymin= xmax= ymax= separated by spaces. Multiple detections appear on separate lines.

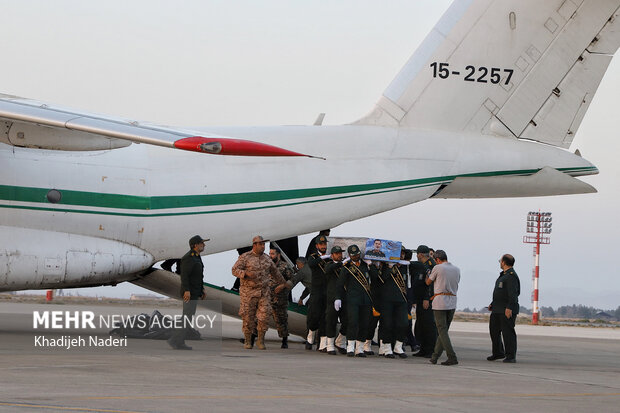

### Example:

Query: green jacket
xmin=324 ymin=259 xmax=344 ymax=302
xmin=336 ymin=260 xmax=374 ymax=306
xmin=308 ymin=252 xmax=328 ymax=294
xmin=382 ymin=264 xmax=408 ymax=303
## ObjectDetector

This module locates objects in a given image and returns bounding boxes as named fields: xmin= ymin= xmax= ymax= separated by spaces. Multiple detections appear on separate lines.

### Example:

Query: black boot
xmin=281 ymin=336 xmax=288 ymax=349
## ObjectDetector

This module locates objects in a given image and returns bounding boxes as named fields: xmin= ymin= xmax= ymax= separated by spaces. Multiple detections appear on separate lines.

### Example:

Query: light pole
xmin=523 ymin=211 xmax=552 ymax=325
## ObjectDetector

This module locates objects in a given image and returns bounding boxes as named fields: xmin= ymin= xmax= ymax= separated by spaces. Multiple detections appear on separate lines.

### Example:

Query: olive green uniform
xmin=324 ymin=259 xmax=346 ymax=339
xmin=169 ymin=249 xmax=204 ymax=347
xmin=337 ymin=260 xmax=375 ymax=341
xmin=307 ymin=252 xmax=328 ymax=338
xmin=366 ymin=263 xmax=384 ymax=342
xmin=489 ymin=268 xmax=520 ymax=360
xmin=412 ymin=258 xmax=437 ymax=355
xmin=380 ymin=263 xmax=409 ymax=344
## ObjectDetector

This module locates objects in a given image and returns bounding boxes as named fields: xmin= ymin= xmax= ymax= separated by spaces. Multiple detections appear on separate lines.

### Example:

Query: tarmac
xmin=1 ymin=301 xmax=619 ymax=413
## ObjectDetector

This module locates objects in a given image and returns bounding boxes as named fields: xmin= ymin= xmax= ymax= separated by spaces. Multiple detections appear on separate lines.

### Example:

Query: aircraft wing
xmin=0 ymin=93 xmax=317 ymax=157
xmin=356 ymin=0 xmax=620 ymax=149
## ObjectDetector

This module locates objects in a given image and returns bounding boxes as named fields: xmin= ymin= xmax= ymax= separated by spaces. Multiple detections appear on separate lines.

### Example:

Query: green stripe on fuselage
xmin=0 ymin=166 xmax=597 ymax=215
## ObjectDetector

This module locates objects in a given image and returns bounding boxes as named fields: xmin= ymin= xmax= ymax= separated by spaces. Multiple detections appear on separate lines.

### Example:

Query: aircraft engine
xmin=0 ymin=226 xmax=153 ymax=291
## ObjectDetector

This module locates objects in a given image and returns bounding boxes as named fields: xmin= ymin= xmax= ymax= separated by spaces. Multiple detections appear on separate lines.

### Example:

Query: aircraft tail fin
xmin=353 ymin=0 xmax=620 ymax=149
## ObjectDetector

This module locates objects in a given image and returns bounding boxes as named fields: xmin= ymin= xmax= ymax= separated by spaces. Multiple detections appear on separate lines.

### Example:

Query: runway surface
xmin=0 ymin=301 xmax=619 ymax=412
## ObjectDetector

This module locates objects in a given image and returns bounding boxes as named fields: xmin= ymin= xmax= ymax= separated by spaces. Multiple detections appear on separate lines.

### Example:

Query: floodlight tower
xmin=523 ymin=211 xmax=552 ymax=325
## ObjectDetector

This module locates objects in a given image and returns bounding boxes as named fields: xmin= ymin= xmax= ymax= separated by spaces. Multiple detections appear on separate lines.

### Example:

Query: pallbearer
xmin=335 ymin=245 xmax=374 ymax=357
xmin=379 ymin=247 xmax=410 ymax=358
xmin=306 ymin=235 xmax=329 ymax=351
xmin=324 ymin=246 xmax=346 ymax=355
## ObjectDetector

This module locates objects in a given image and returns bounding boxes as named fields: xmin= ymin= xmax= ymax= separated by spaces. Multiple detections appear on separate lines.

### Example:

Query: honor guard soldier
xmin=411 ymin=245 xmax=438 ymax=358
xmin=379 ymin=247 xmax=410 ymax=359
xmin=232 ymin=235 xmax=289 ymax=350
xmin=335 ymin=244 xmax=374 ymax=357
xmin=364 ymin=261 xmax=384 ymax=356
xmin=306 ymin=235 xmax=329 ymax=351
xmin=324 ymin=246 xmax=347 ymax=355
xmin=305 ymin=229 xmax=330 ymax=258
xmin=269 ymin=246 xmax=294 ymax=348
xmin=488 ymin=254 xmax=520 ymax=363
xmin=168 ymin=235 xmax=208 ymax=350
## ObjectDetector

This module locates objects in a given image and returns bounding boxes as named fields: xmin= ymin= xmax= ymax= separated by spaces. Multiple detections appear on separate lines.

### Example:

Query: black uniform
xmin=380 ymin=263 xmax=409 ymax=345
xmin=169 ymin=249 xmax=204 ymax=347
xmin=411 ymin=259 xmax=437 ymax=356
xmin=337 ymin=260 xmax=374 ymax=342
xmin=307 ymin=252 xmax=328 ymax=337
xmin=366 ymin=263 xmax=384 ymax=343
xmin=324 ymin=259 xmax=346 ymax=338
xmin=489 ymin=268 xmax=521 ymax=360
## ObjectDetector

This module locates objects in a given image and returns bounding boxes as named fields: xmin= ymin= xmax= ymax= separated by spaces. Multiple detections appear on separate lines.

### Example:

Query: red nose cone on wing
xmin=174 ymin=136 xmax=318 ymax=158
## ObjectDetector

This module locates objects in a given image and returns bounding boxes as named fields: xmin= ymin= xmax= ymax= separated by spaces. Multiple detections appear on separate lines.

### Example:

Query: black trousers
xmin=307 ymin=293 xmax=326 ymax=336
xmin=347 ymin=302 xmax=372 ymax=342
xmin=414 ymin=303 xmax=437 ymax=354
xmin=170 ymin=300 xmax=198 ymax=346
xmin=380 ymin=301 xmax=408 ymax=344
xmin=325 ymin=297 xmax=347 ymax=338
xmin=490 ymin=312 xmax=517 ymax=359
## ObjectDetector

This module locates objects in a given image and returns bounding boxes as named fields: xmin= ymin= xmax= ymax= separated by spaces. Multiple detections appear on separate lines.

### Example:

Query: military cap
xmin=331 ymin=246 xmax=343 ymax=254
xmin=347 ymin=244 xmax=361 ymax=256
xmin=189 ymin=235 xmax=210 ymax=247
xmin=416 ymin=245 xmax=430 ymax=254
xmin=315 ymin=235 xmax=328 ymax=244
xmin=252 ymin=235 xmax=269 ymax=244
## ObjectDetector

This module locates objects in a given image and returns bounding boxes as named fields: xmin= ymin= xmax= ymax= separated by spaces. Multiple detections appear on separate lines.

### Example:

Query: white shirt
xmin=428 ymin=262 xmax=460 ymax=310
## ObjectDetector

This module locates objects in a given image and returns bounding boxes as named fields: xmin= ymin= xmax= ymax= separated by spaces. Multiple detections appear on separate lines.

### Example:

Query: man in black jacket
xmin=411 ymin=245 xmax=437 ymax=357
xmin=168 ymin=235 xmax=208 ymax=350
xmin=487 ymin=254 xmax=521 ymax=363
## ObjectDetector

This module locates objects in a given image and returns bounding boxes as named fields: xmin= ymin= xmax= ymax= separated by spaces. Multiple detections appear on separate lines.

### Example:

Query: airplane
xmin=0 ymin=0 xmax=619 ymax=337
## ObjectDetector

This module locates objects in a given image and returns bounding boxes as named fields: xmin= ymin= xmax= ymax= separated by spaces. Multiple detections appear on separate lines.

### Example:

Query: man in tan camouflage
xmin=269 ymin=245 xmax=294 ymax=348
xmin=232 ymin=235 xmax=288 ymax=350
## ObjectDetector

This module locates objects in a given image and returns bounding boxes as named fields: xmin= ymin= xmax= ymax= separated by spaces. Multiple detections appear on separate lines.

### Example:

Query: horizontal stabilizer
xmin=434 ymin=166 xmax=597 ymax=198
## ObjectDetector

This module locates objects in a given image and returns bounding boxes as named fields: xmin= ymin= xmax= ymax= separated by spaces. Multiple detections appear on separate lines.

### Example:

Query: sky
xmin=1 ymin=1 xmax=618 ymax=310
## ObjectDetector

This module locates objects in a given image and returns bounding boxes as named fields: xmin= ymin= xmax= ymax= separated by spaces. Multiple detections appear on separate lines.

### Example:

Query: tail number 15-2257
xmin=430 ymin=62 xmax=513 ymax=85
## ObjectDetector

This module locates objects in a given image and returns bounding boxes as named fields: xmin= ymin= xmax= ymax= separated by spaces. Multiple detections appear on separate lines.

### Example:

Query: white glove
xmin=363 ymin=259 xmax=371 ymax=265
xmin=320 ymin=254 xmax=330 ymax=259
xmin=343 ymin=257 xmax=351 ymax=263
xmin=388 ymin=263 xmax=394 ymax=268
xmin=334 ymin=299 xmax=342 ymax=311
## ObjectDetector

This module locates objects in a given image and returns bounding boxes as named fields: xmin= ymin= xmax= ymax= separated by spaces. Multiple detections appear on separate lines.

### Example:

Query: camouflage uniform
xmin=271 ymin=259 xmax=294 ymax=338
xmin=232 ymin=251 xmax=285 ymax=335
